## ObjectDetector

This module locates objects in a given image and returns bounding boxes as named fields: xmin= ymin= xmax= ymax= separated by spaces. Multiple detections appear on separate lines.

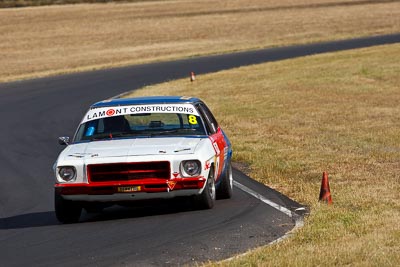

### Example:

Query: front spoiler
xmin=61 ymin=189 xmax=201 ymax=202
xmin=55 ymin=177 xmax=206 ymax=202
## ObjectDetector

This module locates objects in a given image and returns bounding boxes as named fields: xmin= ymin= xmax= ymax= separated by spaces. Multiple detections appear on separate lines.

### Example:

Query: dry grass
xmin=0 ymin=0 xmax=163 ymax=8
xmin=124 ymin=44 xmax=400 ymax=266
xmin=1 ymin=0 xmax=400 ymax=82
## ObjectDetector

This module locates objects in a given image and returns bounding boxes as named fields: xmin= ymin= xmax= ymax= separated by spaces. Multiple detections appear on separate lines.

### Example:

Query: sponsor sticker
xmin=204 ymin=161 xmax=211 ymax=170
xmin=106 ymin=109 xmax=115 ymax=116
xmin=82 ymin=104 xmax=199 ymax=123
xmin=167 ymin=180 xmax=177 ymax=191
xmin=85 ymin=126 xmax=95 ymax=136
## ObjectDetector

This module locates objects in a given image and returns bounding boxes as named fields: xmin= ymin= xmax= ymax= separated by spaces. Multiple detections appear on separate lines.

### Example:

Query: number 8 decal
xmin=188 ymin=115 xmax=198 ymax=125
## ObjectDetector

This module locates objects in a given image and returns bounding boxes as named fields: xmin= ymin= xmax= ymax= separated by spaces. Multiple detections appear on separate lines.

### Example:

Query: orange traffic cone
xmin=319 ymin=171 xmax=332 ymax=204
xmin=190 ymin=71 xmax=196 ymax=82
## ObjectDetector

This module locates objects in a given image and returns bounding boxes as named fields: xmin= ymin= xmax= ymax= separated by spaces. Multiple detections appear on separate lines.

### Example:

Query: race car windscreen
xmin=74 ymin=112 xmax=207 ymax=142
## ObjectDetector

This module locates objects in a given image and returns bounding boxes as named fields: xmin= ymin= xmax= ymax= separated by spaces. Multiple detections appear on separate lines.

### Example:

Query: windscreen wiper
xmin=152 ymin=128 xmax=197 ymax=136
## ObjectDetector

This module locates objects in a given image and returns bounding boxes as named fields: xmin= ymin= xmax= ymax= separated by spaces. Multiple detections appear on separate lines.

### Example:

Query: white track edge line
xmin=233 ymin=180 xmax=293 ymax=217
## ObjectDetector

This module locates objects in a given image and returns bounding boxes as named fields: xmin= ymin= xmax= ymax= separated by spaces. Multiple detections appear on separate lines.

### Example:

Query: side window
xmin=197 ymin=103 xmax=218 ymax=134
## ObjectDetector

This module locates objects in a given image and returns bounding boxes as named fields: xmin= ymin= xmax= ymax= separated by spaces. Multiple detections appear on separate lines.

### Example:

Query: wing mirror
xmin=58 ymin=136 xmax=70 ymax=146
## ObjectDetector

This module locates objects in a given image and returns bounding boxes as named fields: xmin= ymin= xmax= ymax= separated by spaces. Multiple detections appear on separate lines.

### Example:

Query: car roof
xmin=91 ymin=96 xmax=202 ymax=108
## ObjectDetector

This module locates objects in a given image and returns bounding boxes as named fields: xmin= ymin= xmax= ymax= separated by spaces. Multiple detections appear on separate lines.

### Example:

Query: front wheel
xmin=217 ymin=161 xmax=233 ymax=199
xmin=55 ymin=191 xmax=82 ymax=224
xmin=194 ymin=168 xmax=216 ymax=209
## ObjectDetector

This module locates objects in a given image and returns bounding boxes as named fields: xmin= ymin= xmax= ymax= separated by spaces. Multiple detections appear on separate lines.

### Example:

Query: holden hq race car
xmin=54 ymin=96 xmax=233 ymax=223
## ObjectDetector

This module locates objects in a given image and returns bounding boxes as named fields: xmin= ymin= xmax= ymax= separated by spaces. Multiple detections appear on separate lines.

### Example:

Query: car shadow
xmin=0 ymin=211 xmax=58 ymax=229
xmin=0 ymin=197 xmax=197 ymax=230
xmin=83 ymin=197 xmax=197 ymax=223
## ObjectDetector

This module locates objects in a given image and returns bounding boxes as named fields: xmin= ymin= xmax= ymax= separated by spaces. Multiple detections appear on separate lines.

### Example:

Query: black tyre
xmin=217 ymin=161 xmax=233 ymax=199
xmin=194 ymin=167 xmax=216 ymax=209
xmin=55 ymin=191 xmax=82 ymax=224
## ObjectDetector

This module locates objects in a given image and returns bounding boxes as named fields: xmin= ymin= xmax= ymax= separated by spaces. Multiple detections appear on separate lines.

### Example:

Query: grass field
xmin=124 ymin=44 xmax=400 ymax=266
xmin=1 ymin=0 xmax=400 ymax=82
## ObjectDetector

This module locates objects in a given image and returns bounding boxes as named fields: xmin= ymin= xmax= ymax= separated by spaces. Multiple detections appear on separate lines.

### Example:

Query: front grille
xmin=87 ymin=161 xmax=170 ymax=183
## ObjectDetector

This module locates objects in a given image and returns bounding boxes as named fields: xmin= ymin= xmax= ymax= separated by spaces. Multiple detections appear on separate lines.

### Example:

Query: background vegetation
xmin=1 ymin=0 xmax=399 ymax=82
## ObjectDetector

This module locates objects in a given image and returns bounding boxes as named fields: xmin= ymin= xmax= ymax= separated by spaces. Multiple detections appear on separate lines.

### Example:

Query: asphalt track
xmin=0 ymin=33 xmax=399 ymax=266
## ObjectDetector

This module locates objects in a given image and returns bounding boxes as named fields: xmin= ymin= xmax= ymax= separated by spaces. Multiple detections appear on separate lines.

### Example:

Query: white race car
xmin=54 ymin=96 xmax=233 ymax=223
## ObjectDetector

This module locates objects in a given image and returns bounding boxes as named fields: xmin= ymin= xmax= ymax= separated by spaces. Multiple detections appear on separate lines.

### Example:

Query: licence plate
xmin=118 ymin=186 xmax=141 ymax=193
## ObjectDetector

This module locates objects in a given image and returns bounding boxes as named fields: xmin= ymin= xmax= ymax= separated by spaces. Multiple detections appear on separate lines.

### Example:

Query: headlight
xmin=180 ymin=160 xmax=201 ymax=177
xmin=58 ymin=166 xmax=77 ymax=182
